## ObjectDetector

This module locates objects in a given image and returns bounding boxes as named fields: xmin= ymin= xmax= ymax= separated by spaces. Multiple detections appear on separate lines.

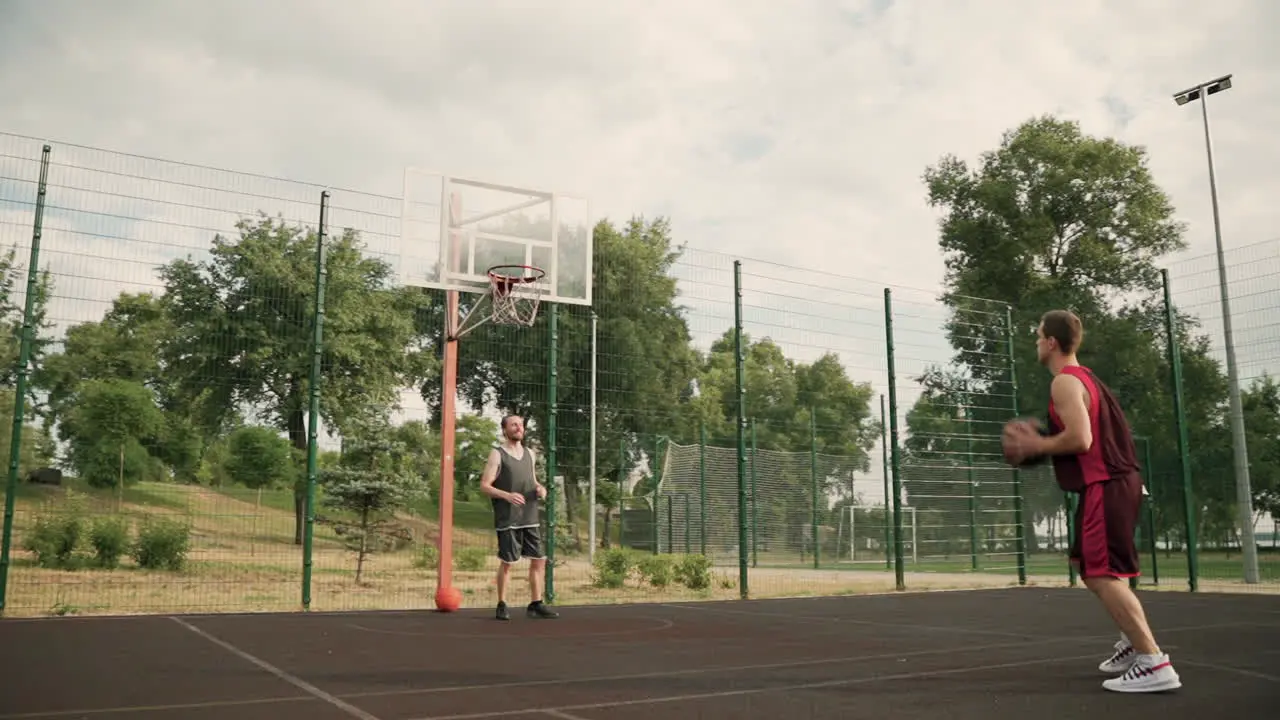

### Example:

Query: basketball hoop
xmin=452 ymin=264 xmax=546 ymax=339
xmin=487 ymin=264 xmax=545 ymax=326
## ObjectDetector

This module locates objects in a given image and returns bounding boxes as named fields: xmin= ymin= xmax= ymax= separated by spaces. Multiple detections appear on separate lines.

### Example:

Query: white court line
xmin=540 ymin=711 xmax=592 ymax=720
xmin=339 ymin=633 xmax=1104 ymax=700
xmin=659 ymin=601 xmax=1070 ymax=639
xmin=169 ymin=617 xmax=382 ymax=720
xmin=406 ymin=652 xmax=1104 ymax=720
xmin=1176 ymin=659 xmax=1280 ymax=683
xmin=659 ymin=601 xmax=1270 ymax=641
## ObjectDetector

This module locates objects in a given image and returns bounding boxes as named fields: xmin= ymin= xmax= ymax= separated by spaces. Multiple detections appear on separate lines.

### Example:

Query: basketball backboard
xmin=400 ymin=168 xmax=592 ymax=306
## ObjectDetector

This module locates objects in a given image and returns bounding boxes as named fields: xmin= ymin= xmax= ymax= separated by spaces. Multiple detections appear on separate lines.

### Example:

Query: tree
xmin=1242 ymin=375 xmax=1280 ymax=528
xmin=690 ymin=330 xmax=878 ymax=552
xmin=224 ymin=425 xmax=298 ymax=490
xmin=0 ymin=244 xmax=54 ymax=411
xmin=37 ymin=292 xmax=204 ymax=482
xmin=158 ymin=215 xmax=435 ymax=544
xmin=60 ymin=379 xmax=167 ymax=489
xmin=320 ymin=421 xmax=424 ymax=583
xmin=916 ymin=115 xmax=1230 ymax=551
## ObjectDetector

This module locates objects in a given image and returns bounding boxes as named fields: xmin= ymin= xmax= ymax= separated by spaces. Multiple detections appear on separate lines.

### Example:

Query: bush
xmin=23 ymin=511 xmax=84 ymax=569
xmin=674 ymin=553 xmax=713 ymax=590
xmin=636 ymin=554 xmax=674 ymax=588
xmin=413 ymin=542 xmax=439 ymax=569
xmin=131 ymin=518 xmax=190 ymax=570
xmin=89 ymin=516 xmax=131 ymax=569
xmin=454 ymin=546 xmax=488 ymax=572
xmin=592 ymin=547 xmax=636 ymax=589
xmin=225 ymin=425 xmax=297 ymax=489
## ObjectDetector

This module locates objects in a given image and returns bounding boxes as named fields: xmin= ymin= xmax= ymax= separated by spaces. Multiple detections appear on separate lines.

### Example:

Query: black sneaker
xmin=495 ymin=601 xmax=510 ymax=621
xmin=527 ymin=601 xmax=559 ymax=619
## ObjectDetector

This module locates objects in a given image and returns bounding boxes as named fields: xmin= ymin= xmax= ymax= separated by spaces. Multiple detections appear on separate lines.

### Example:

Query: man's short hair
xmin=1040 ymin=309 xmax=1084 ymax=354
xmin=501 ymin=414 xmax=521 ymax=428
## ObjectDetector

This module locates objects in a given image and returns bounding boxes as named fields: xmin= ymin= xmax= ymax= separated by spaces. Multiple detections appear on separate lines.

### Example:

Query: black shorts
xmin=497 ymin=526 xmax=544 ymax=564
xmin=1070 ymin=474 xmax=1142 ymax=579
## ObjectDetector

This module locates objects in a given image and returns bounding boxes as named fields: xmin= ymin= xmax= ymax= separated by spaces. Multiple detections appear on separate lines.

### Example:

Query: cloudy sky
xmin=3 ymin=0 xmax=1276 ymax=283
xmin=1 ymin=1 xmax=1277 ymax=505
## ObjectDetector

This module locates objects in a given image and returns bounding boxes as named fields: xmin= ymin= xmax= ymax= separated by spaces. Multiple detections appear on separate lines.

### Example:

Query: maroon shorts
xmin=1070 ymin=474 xmax=1142 ymax=579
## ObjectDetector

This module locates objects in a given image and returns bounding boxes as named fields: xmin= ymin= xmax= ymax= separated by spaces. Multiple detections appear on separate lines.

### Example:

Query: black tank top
xmin=491 ymin=445 xmax=540 ymax=530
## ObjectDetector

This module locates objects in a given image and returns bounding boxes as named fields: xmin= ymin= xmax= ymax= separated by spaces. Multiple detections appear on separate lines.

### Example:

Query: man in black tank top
xmin=479 ymin=414 xmax=559 ymax=621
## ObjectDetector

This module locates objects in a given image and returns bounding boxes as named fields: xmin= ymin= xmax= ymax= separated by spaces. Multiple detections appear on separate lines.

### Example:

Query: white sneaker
xmin=1099 ymin=638 xmax=1138 ymax=674
xmin=1102 ymin=653 xmax=1182 ymax=693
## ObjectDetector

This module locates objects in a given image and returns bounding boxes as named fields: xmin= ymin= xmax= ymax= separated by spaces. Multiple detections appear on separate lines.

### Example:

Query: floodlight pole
xmin=588 ymin=311 xmax=598 ymax=563
xmin=1173 ymin=73 xmax=1259 ymax=584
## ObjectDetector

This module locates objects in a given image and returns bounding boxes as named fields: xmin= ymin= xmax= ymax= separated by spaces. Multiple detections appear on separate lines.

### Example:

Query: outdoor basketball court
xmin=1 ymin=587 xmax=1276 ymax=719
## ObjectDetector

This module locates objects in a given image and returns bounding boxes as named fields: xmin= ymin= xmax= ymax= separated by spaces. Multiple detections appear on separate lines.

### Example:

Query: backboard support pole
xmin=435 ymin=190 xmax=463 ymax=610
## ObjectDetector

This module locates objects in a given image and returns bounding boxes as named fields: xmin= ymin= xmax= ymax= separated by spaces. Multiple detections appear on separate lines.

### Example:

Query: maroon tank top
xmin=1046 ymin=365 xmax=1140 ymax=492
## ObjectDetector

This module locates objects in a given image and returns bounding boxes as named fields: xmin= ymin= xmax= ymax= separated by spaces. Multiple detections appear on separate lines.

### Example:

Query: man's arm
xmin=1033 ymin=373 xmax=1093 ymax=456
xmin=529 ymin=448 xmax=547 ymax=499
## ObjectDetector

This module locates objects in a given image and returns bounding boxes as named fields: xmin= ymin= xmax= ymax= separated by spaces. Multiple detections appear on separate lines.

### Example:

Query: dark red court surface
xmin=1 ymin=587 xmax=1276 ymax=719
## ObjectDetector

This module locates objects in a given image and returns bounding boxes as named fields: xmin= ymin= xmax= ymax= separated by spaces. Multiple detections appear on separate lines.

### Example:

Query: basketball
xmin=435 ymin=585 xmax=462 ymax=613
xmin=1002 ymin=418 xmax=1047 ymax=467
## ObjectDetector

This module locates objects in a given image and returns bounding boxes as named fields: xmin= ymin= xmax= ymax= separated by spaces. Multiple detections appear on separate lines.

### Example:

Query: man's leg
xmin=520 ymin=528 xmax=558 ymax=618
xmin=1083 ymin=576 xmax=1158 ymax=654
xmin=495 ymin=530 xmax=518 ymax=620
xmin=1079 ymin=479 xmax=1180 ymax=692
xmin=529 ymin=557 xmax=545 ymax=603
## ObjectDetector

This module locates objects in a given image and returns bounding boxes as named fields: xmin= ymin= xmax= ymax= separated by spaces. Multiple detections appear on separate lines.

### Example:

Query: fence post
xmin=683 ymin=493 xmax=690 ymax=554
xmin=1004 ymin=305 xmax=1027 ymax=586
xmin=810 ymin=406 xmax=819 ymax=569
xmin=883 ymin=289 xmax=906 ymax=591
xmin=750 ymin=418 xmax=758 ymax=568
xmin=1160 ymin=268 xmax=1199 ymax=592
xmin=880 ymin=394 xmax=891 ymax=570
xmin=301 ymin=190 xmax=329 ymax=611
xmin=651 ymin=435 xmax=662 ymax=554
xmin=545 ymin=302 xmax=558 ymax=602
xmin=965 ymin=406 xmax=978 ymax=571
xmin=1139 ymin=436 xmax=1159 ymax=586
xmin=666 ymin=494 xmax=673 ymax=554
xmin=733 ymin=260 xmax=749 ymax=598
xmin=617 ymin=437 xmax=626 ymax=548
xmin=699 ymin=422 xmax=706 ymax=555
xmin=0 ymin=145 xmax=50 ymax=613
xmin=1065 ymin=493 xmax=1078 ymax=587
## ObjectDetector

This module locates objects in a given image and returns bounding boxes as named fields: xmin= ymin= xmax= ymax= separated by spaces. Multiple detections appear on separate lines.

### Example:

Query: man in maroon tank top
xmin=1004 ymin=310 xmax=1181 ymax=693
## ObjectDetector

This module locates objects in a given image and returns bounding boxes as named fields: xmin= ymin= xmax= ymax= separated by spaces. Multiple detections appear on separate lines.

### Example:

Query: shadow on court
xmin=1 ymin=587 xmax=1276 ymax=719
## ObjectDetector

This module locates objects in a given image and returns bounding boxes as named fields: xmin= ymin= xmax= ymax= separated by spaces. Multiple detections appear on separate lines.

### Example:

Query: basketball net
xmin=452 ymin=265 xmax=545 ymax=339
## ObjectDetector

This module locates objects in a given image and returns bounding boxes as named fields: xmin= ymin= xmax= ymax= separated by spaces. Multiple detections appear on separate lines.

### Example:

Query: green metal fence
xmin=0 ymin=132 xmax=1276 ymax=617
xmin=1163 ymin=240 xmax=1280 ymax=592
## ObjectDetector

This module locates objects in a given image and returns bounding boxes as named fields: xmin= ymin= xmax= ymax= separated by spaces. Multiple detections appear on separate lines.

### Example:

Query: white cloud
xmin=1 ymin=0 xmax=1277 ymax=502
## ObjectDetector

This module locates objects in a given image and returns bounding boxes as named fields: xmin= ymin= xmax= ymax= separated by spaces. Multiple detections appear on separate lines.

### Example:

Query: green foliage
xmin=88 ymin=516 xmax=130 ymax=569
xmin=673 ymin=553 xmax=713 ymax=590
xmin=413 ymin=543 xmax=439 ymax=569
xmin=0 ymin=243 xmax=54 ymax=408
xmin=454 ymin=547 xmax=488 ymax=572
xmin=592 ymin=547 xmax=637 ymax=588
xmin=61 ymin=379 xmax=167 ymax=489
xmin=319 ymin=419 xmax=426 ymax=582
xmin=158 ymin=215 xmax=436 ymax=543
xmin=1243 ymin=375 xmax=1280 ymax=522
xmin=23 ymin=511 xmax=85 ymax=569
xmin=225 ymin=425 xmax=298 ymax=489
xmin=131 ymin=518 xmax=191 ymax=571
xmin=0 ymin=388 xmax=54 ymax=479
xmin=636 ymin=554 xmax=674 ymax=587
xmin=913 ymin=114 xmax=1248 ymax=550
